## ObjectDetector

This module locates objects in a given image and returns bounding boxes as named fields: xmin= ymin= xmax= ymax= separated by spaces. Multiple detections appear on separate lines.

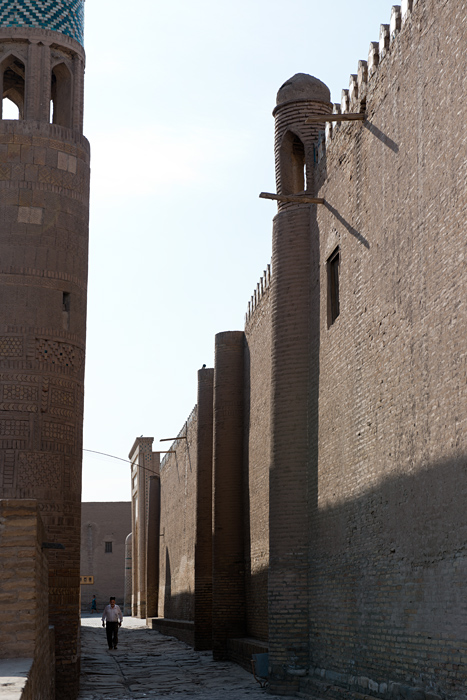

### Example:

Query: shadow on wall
xmin=164 ymin=547 xmax=171 ymax=614
xmin=308 ymin=453 xmax=467 ymax=696
xmin=162 ymin=545 xmax=194 ymax=621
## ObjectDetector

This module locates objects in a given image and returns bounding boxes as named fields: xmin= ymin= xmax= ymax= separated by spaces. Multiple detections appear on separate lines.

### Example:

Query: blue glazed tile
xmin=0 ymin=0 xmax=84 ymax=45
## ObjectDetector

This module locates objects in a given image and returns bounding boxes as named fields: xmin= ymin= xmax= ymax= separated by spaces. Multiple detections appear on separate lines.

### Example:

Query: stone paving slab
xmin=78 ymin=614 xmax=297 ymax=700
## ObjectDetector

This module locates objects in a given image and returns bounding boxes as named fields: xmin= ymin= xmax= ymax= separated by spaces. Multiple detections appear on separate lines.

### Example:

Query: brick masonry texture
xmin=212 ymin=331 xmax=246 ymax=659
xmin=194 ymin=368 xmax=214 ymax=651
xmin=130 ymin=1 xmax=467 ymax=698
xmin=0 ymin=20 xmax=89 ymax=700
xmin=159 ymin=410 xmax=198 ymax=623
xmin=244 ymin=287 xmax=271 ymax=642
xmin=0 ymin=499 xmax=54 ymax=699
xmin=307 ymin=1 xmax=467 ymax=698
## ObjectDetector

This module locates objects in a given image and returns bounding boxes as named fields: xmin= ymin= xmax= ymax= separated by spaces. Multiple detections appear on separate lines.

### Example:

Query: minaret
xmin=268 ymin=74 xmax=331 ymax=692
xmin=0 ymin=2 xmax=90 ymax=697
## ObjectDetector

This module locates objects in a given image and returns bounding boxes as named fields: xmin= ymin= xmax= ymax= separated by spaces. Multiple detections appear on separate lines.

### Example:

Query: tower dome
xmin=276 ymin=73 xmax=330 ymax=106
xmin=0 ymin=0 xmax=85 ymax=45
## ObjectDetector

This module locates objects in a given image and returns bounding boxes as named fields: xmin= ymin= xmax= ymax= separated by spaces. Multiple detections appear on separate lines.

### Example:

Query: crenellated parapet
xmin=245 ymin=263 xmax=272 ymax=325
xmin=325 ymin=1 xmax=420 ymax=143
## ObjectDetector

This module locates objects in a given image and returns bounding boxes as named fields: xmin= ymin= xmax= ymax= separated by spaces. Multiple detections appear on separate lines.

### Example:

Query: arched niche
xmin=280 ymin=130 xmax=307 ymax=195
xmin=1 ymin=54 xmax=25 ymax=119
xmin=51 ymin=62 xmax=72 ymax=128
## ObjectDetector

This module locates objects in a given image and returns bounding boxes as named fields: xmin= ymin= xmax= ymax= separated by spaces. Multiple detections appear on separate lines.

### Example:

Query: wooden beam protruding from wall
xmin=259 ymin=192 xmax=324 ymax=205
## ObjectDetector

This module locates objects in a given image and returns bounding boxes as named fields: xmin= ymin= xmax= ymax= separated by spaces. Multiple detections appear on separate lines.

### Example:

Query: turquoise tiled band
xmin=0 ymin=0 xmax=84 ymax=45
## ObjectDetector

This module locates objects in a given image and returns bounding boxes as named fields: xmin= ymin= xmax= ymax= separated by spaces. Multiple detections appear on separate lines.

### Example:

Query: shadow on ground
xmin=78 ymin=613 xmax=295 ymax=699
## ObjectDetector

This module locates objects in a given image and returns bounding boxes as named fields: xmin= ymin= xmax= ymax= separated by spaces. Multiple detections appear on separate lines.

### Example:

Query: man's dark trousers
xmin=106 ymin=621 xmax=119 ymax=649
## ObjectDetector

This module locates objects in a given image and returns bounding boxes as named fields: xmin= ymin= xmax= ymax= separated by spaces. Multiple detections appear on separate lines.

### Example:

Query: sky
xmin=80 ymin=0 xmax=395 ymax=501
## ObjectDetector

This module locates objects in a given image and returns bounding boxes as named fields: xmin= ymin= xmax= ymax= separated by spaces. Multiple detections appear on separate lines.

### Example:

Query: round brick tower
xmin=268 ymin=74 xmax=331 ymax=692
xmin=0 ymin=2 xmax=89 ymax=697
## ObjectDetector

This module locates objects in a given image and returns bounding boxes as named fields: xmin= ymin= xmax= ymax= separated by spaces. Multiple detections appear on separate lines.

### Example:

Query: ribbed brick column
xmin=147 ymin=472 xmax=161 ymax=618
xmin=194 ymin=367 xmax=214 ymax=650
xmin=212 ymin=331 xmax=245 ymax=659
xmin=268 ymin=74 xmax=331 ymax=693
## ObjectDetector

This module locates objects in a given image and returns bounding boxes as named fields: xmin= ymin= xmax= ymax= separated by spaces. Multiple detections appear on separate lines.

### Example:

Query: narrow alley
xmin=78 ymin=614 xmax=297 ymax=699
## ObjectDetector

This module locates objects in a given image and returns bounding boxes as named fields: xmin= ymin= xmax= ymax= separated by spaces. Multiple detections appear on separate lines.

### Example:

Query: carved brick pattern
xmin=49 ymin=407 xmax=74 ymax=419
xmin=0 ymin=337 xmax=23 ymax=357
xmin=38 ymin=502 xmax=75 ymax=515
xmin=51 ymin=388 xmax=74 ymax=407
xmin=43 ymin=421 xmax=74 ymax=443
xmin=63 ymin=456 xmax=75 ymax=490
xmin=2 ymin=450 xmax=15 ymax=487
xmin=40 ymin=440 xmax=73 ymax=455
xmin=52 ymin=377 xmax=76 ymax=390
xmin=68 ymin=456 xmax=80 ymax=491
xmin=0 ymin=419 xmax=29 ymax=437
xmin=0 ymin=267 xmax=87 ymax=292
xmin=35 ymin=339 xmax=84 ymax=372
xmin=0 ymin=373 xmax=41 ymax=384
xmin=0 ymin=403 xmax=37 ymax=412
xmin=17 ymin=452 xmax=63 ymax=489
xmin=41 ymin=378 xmax=49 ymax=413
xmin=3 ymin=384 xmax=38 ymax=401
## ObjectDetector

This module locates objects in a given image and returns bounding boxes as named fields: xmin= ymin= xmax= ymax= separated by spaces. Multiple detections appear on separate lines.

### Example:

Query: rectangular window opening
xmin=63 ymin=292 xmax=71 ymax=313
xmin=62 ymin=292 xmax=71 ymax=331
xmin=105 ymin=541 xmax=112 ymax=553
xmin=327 ymin=247 xmax=340 ymax=327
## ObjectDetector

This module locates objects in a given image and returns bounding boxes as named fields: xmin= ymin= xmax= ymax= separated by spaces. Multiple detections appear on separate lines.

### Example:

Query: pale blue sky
xmin=81 ymin=0 xmax=395 ymax=500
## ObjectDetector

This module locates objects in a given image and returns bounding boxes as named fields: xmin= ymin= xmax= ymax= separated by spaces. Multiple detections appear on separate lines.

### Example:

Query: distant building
xmin=80 ymin=502 xmax=131 ymax=611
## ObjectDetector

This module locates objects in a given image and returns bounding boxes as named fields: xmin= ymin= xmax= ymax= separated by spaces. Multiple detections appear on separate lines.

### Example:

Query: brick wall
xmin=128 ymin=2 xmax=467 ymax=694
xmin=304 ymin=1 xmax=467 ymax=698
xmin=159 ymin=408 xmax=198 ymax=622
xmin=244 ymin=285 xmax=272 ymax=642
xmin=0 ymin=499 xmax=54 ymax=700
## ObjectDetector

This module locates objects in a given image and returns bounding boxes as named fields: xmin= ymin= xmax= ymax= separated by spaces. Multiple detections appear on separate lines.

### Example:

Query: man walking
xmin=101 ymin=597 xmax=123 ymax=650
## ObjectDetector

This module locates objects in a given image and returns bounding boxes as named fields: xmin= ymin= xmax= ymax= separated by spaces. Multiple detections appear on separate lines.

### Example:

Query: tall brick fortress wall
xmin=243 ymin=270 xmax=271 ymax=643
xmin=158 ymin=409 xmax=198 ymax=625
xmin=0 ymin=3 xmax=89 ymax=698
xmin=303 ymin=1 xmax=467 ymax=698
xmin=130 ymin=2 xmax=467 ymax=698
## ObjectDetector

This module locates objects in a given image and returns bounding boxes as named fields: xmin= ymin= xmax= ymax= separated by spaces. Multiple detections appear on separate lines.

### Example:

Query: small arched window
xmin=1 ymin=55 xmax=25 ymax=120
xmin=280 ymin=130 xmax=307 ymax=195
xmin=50 ymin=62 xmax=72 ymax=128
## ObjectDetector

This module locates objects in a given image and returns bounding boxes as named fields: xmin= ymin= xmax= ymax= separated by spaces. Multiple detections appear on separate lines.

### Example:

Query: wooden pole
xmin=259 ymin=192 xmax=324 ymax=205
xmin=305 ymin=112 xmax=365 ymax=124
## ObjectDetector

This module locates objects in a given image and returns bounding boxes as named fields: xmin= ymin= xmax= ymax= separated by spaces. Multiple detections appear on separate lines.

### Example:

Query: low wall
xmin=149 ymin=617 xmax=194 ymax=646
xmin=0 ymin=499 xmax=54 ymax=700
xmin=227 ymin=637 xmax=268 ymax=674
